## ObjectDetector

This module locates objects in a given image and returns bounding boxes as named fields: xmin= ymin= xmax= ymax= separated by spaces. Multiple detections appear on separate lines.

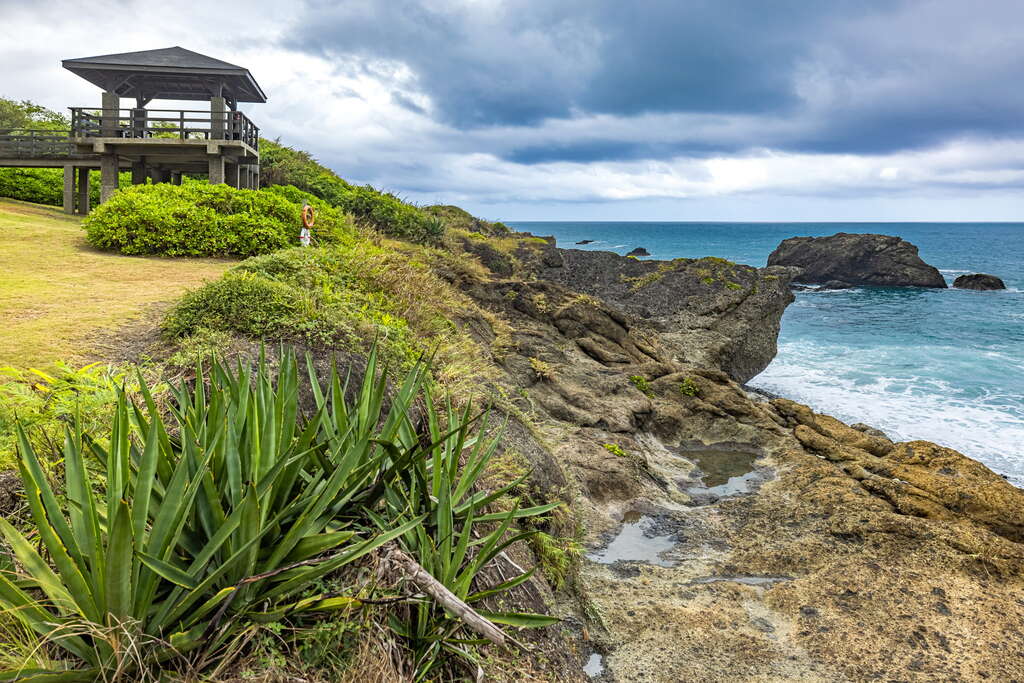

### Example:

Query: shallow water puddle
xmin=586 ymin=513 xmax=677 ymax=567
xmin=679 ymin=447 xmax=768 ymax=502
xmin=684 ymin=448 xmax=758 ymax=487
xmin=583 ymin=653 xmax=605 ymax=678
xmin=689 ymin=575 xmax=792 ymax=587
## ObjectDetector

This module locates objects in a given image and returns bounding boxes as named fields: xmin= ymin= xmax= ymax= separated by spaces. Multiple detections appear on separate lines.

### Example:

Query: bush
xmin=82 ymin=182 xmax=354 ymax=257
xmin=0 ymin=168 xmax=129 ymax=207
xmin=259 ymin=138 xmax=444 ymax=243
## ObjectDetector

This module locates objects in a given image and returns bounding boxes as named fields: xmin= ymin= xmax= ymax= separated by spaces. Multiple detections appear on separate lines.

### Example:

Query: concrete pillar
xmin=101 ymin=91 xmax=120 ymax=137
xmin=253 ymin=164 xmax=260 ymax=190
xmin=208 ymin=155 xmax=225 ymax=185
xmin=62 ymin=164 xmax=75 ymax=215
xmin=100 ymin=153 xmax=119 ymax=203
xmin=210 ymin=96 xmax=226 ymax=140
xmin=131 ymin=160 xmax=147 ymax=185
xmin=171 ymin=171 xmax=182 ymax=186
xmin=76 ymin=167 xmax=90 ymax=215
xmin=225 ymin=162 xmax=240 ymax=188
xmin=150 ymin=168 xmax=169 ymax=184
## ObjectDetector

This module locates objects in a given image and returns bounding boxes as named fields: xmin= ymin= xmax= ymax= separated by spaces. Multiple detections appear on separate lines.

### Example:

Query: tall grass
xmin=0 ymin=348 xmax=557 ymax=680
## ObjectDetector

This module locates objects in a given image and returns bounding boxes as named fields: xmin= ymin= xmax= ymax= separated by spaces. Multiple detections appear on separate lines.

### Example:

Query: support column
xmin=100 ymin=153 xmax=119 ymax=203
xmin=253 ymin=163 xmax=260 ymax=190
xmin=171 ymin=171 xmax=182 ymax=186
xmin=62 ymin=165 xmax=75 ymax=214
xmin=101 ymin=91 xmax=120 ymax=137
xmin=208 ymin=155 xmax=225 ymax=185
xmin=225 ymin=162 xmax=240 ymax=188
xmin=131 ymin=160 xmax=147 ymax=185
xmin=76 ymin=167 xmax=90 ymax=215
xmin=210 ymin=96 xmax=226 ymax=140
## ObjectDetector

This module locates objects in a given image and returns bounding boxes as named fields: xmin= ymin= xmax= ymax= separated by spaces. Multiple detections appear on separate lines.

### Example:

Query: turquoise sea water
xmin=509 ymin=221 xmax=1024 ymax=485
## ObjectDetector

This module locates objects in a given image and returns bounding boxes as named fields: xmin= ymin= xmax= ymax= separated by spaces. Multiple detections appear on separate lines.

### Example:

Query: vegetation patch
xmin=602 ymin=443 xmax=627 ymax=457
xmin=164 ymin=243 xmax=489 ymax=392
xmin=0 ymin=350 xmax=558 ymax=681
xmin=82 ymin=182 xmax=353 ymax=257
xmin=629 ymin=374 xmax=653 ymax=396
xmin=260 ymin=139 xmax=444 ymax=243
xmin=679 ymin=377 xmax=700 ymax=397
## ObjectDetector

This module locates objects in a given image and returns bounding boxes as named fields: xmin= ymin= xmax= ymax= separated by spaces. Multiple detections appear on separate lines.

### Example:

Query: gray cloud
xmin=285 ymin=0 xmax=1024 ymax=161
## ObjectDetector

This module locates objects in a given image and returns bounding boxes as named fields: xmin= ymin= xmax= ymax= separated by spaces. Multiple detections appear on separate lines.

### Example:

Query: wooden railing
xmin=69 ymin=108 xmax=260 ymax=149
xmin=0 ymin=129 xmax=74 ymax=158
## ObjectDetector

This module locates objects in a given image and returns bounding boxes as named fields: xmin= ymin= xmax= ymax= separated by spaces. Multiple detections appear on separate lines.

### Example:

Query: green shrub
xmin=259 ymin=138 xmax=443 ymax=243
xmin=629 ymin=374 xmax=653 ymax=396
xmin=602 ymin=443 xmax=627 ymax=457
xmin=82 ymin=183 xmax=354 ymax=257
xmin=679 ymin=377 xmax=700 ymax=397
xmin=164 ymin=245 xmax=447 ymax=367
xmin=0 ymin=362 xmax=132 ymax=469
xmin=0 ymin=168 xmax=131 ymax=207
xmin=164 ymin=270 xmax=303 ymax=338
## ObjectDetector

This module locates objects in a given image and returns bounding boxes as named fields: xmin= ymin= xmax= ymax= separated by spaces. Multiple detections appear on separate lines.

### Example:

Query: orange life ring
xmin=301 ymin=204 xmax=316 ymax=228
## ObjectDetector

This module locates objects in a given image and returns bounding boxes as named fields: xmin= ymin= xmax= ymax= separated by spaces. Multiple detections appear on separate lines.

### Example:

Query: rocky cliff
xmin=442 ymin=234 xmax=1024 ymax=681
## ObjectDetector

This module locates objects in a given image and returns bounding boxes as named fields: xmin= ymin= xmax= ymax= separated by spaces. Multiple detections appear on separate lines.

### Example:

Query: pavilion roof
xmin=62 ymin=47 xmax=267 ymax=104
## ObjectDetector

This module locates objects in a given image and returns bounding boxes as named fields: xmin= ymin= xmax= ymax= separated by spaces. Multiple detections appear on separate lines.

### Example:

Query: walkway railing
xmin=69 ymin=108 xmax=260 ymax=149
xmin=0 ymin=129 xmax=74 ymax=158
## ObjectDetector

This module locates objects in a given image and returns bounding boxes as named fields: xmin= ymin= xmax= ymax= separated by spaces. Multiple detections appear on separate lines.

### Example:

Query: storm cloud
xmin=4 ymin=0 xmax=1024 ymax=218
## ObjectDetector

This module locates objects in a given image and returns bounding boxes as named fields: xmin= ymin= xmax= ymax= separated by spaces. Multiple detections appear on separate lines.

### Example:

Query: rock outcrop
xmin=534 ymin=248 xmax=796 ymax=384
xmin=954 ymin=273 xmax=1006 ymax=290
xmin=625 ymin=247 xmax=650 ymax=257
xmin=437 ymin=230 xmax=1024 ymax=681
xmin=768 ymin=232 xmax=948 ymax=288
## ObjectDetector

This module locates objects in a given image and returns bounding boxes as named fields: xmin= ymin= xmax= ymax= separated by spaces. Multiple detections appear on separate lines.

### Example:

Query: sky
xmin=3 ymin=0 xmax=1024 ymax=221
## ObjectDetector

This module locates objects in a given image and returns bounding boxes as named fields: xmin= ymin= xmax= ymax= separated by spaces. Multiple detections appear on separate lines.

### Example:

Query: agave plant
xmin=0 ymin=347 xmax=559 ymax=681
xmin=0 ymin=349 xmax=424 ymax=679
xmin=378 ymin=390 xmax=561 ymax=680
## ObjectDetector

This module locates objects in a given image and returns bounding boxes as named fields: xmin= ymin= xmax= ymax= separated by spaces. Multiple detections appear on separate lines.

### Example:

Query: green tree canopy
xmin=0 ymin=97 xmax=69 ymax=130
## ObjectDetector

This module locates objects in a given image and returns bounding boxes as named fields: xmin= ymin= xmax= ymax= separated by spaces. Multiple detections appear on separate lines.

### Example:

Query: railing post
xmin=210 ymin=97 xmax=226 ymax=140
xmin=101 ymin=92 xmax=120 ymax=137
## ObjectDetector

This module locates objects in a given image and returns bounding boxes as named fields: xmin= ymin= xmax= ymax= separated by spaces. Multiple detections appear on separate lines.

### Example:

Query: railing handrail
xmin=68 ymin=106 xmax=259 ymax=150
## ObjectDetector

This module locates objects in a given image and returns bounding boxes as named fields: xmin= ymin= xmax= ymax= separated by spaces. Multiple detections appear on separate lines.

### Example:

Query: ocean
xmin=508 ymin=221 xmax=1024 ymax=486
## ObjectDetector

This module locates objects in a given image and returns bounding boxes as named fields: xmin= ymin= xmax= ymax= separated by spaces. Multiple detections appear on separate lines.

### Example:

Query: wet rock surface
xmin=953 ymin=273 xmax=1006 ymax=290
xmin=768 ymin=232 xmax=948 ymax=288
xmin=439 ymin=231 xmax=1024 ymax=681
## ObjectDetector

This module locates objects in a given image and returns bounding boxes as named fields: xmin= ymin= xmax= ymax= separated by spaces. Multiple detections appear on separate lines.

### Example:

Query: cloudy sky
xmin=3 ymin=0 xmax=1024 ymax=220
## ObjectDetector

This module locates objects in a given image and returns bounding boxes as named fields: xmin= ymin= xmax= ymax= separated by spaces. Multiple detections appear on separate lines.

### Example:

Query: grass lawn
xmin=0 ymin=198 xmax=231 ymax=370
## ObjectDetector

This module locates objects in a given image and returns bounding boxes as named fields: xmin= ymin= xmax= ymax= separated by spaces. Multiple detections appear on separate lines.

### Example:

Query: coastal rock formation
xmin=576 ymin=239 xmax=594 ymax=245
xmin=533 ymin=248 xmax=796 ymax=383
xmin=439 ymin=232 xmax=1024 ymax=681
xmin=768 ymin=232 xmax=947 ymax=288
xmin=954 ymin=273 xmax=1006 ymax=290
xmin=626 ymin=247 xmax=650 ymax=257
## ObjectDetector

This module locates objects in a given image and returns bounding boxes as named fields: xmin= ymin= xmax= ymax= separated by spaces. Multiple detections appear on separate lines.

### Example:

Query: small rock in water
xmin=953 ymin=273 xmax=1006 ymax=290
xmin=576 ymin=239 xmax=595 ymax=245
xmin=626 ymin=247 xmax=650 ymax=257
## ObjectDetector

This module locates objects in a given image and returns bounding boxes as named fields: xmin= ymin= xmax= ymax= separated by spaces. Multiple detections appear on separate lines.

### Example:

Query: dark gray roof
xmin=62 ymin=47 xmax=267 ymax=103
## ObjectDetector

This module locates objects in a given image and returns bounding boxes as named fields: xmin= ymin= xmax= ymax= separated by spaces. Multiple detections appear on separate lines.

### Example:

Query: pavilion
xmin=0 ymin=47 xmax=267 ymax=214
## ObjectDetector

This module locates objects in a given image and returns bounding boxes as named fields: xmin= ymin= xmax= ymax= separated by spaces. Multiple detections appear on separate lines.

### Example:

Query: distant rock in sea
xmin=626 ymin=247 xmax=650 ymax=257
xmin=576 ymin=239 xmax=595 ymax=245
xmin=953 ymin=273 xmax=1006 ymax=290
xmin=768 ymin=233 xmax=947 ymax=288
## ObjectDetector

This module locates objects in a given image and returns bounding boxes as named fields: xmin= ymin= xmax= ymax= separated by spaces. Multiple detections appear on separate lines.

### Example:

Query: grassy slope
xmin=0 ymin=198 xmax=230 ymax=369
